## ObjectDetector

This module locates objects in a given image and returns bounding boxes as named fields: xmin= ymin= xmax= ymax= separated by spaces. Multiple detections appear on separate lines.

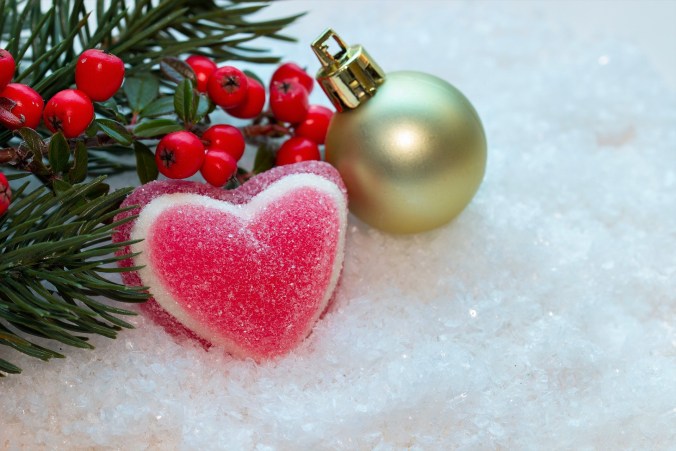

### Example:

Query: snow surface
xmin=2 ymin=1 xmax=675 ymax=449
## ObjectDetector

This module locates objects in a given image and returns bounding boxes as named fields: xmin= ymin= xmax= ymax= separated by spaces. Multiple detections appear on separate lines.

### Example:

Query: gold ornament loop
xmin=311 ymin=29 xmax=385 ymax=112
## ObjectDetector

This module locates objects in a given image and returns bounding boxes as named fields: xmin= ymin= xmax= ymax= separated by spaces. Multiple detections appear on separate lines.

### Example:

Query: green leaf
xmin=5 ymin=173 xmax=31 ymax=181
xmin=123 ymin=75 xmax=159 ymax=113
xmin=224 ymin=172 xmax=243 ymax=190
xmin=48 ymin=132 xmax=70 ymax=173
xmin=160 ymin=56 xmax=196 ymax=85
xmin=68 ymin=142 xmax=88 ymax=184
xmin=85 ymin=121 xmax=99 ymax=138
xmin=133 ymin=118 xmax=183 ymax=138
xmin=134 ymin=141 xmax=159 ymax=184
xmin=17 ymin=127 xmax=46 ymax=156
xmin=194 ymin=94 xmax=211 ymax=123
xmin=85 ymin=182 xmax=110 ymax=199
xmin=174 ymin=78 xmax=197 ymax=124
xmin=52 ymin=178 xmax=72 ymax=194
xmin=95 ymin=98 xmax=126 ymax=123
xmin=140 ymin=96 xmax=174 ymax=118
xmin=0 ymin=358 xmax=22 ymax=375
xmin=95 ymin=118 xmax=133 ymax=146
xmin=252 ymin=143 xmax=275 ymax=174
xmin=98 ymin=98 xmax=119 ymax=114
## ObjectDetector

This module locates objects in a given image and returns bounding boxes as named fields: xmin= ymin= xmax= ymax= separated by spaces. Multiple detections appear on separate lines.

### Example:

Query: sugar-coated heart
xmin=113 ymin=161 xmax=348 ymax=360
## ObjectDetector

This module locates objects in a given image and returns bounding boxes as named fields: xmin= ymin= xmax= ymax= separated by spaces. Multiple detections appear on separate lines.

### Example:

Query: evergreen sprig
xmin=0 ymin=176 xmax=148 ymax=375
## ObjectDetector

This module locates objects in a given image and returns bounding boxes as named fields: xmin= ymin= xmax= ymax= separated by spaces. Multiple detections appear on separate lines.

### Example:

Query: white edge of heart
xmin=130 ymin=173 xmax=348 ymax=359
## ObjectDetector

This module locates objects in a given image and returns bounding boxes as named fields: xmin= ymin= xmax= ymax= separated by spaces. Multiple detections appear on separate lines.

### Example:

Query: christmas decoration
xmin=312 ymin=29 xmax=487 ymax=234
xmin=0 ymin=0 xmax=302 ymax=375
xmin=113 ymin=161 xmax=348 ymax=360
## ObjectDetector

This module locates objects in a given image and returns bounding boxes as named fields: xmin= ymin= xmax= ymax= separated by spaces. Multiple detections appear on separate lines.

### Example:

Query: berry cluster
xmin=268 ymin=63 xmax=333 ymax=167
xmin=151 ymin=56 xmax=260 ymax=187
xmin=185 ymin=56 xmax=266 ymax=121
xmin=188 ymin=57 xmax=334 ymax=153
xmin=45 ymin=50 xmax=124 ymax=138
xmin=0 ymin=48 xmax=124 ymax=138
xmin=0 ymin=48 xmax=125 ymax=214
xmin=164 ymin=58 xmax=334 ymax=187
xmin=155 ymin=124 xmax=245 ymax=187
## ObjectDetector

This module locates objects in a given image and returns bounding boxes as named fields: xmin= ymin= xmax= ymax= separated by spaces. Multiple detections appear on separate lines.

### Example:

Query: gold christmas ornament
xmin=311 ymin=29 xmax=487 ymax=234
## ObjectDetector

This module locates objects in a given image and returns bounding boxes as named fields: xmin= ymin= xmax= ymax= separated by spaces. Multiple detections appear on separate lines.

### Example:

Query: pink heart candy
xmin=113 ymin=161 xmax=348 ymax=360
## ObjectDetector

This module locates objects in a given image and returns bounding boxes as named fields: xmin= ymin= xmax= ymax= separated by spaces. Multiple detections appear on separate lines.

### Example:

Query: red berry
xmin=294 ymin=105 xmax=333 ymax=145
xmin=0 ymin=49 xmax=15 ymax=92
xmin=200 ymin=148 xmax=238 ymax=187
xmin=0 ymin=172 xmax=11 ymax=216
xmin=270 ymin=79 xmax=309 ymax=124
xmin=0 ymin=83 xmax=44 ymax=130
xmin=207 ymin=66 xmax=248 ymax=109
xmin=225 ymin=76 xmax=265 ymax=120
xmin=186 ymin=55 xmax=217 ymax=93
xmin=275 ymin=137 xmax=321 ymax=166
xmin=271 ymin=62 xmax=314 ymax=95
xmin=75 ymin=49 xmax=125 ymax=102
xmin=43 ymin=89 xmax=94 ymax=138
xmin=202 ymin=124 xmax=245 ymax=161
xmin=155 ymin=131 xmax=205 ymax=179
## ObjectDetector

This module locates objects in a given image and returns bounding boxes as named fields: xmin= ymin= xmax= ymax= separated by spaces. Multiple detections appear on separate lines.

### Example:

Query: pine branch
xmin=0 ymin=176 xmax=149 ymax=375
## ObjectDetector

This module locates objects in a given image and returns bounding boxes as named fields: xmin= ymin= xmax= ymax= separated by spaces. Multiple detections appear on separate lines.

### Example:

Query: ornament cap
xmin=311 ymin=29 xmax=385 ymax=112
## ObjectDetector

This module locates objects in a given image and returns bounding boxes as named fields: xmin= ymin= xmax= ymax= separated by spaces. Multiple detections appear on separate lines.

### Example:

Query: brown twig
xmin=241 ymin=123 xmax=292 ymax=140
xmin=0 ymin=147 xmax=19 ymax=165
